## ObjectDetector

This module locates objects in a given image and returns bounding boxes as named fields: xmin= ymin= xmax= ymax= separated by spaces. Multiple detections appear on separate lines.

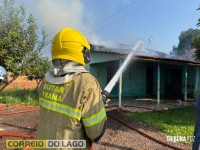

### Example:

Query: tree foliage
xmin=192 ymin=5 xmax=200 ymax=61
xmin=170 ymin=28 xmax=200 ymax=55
xmin=197 ymin=5 xmax=200 ymax=27
xmin=0 ymin=0 xmax=50 ymax=90
xmin=192 ymin=37 xmax=200 ymax=60
xmin=26 ymin=57 xmax=51 ymax=86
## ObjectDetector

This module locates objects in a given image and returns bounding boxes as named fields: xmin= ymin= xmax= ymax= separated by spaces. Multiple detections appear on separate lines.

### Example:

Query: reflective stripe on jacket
xmin=36 ymin=72 xmax=106 ymax=150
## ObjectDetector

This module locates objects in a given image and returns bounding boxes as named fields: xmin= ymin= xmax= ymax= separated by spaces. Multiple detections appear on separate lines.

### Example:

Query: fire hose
xmin=0 ymin=106 xmax=185 ymax=149
xmin=0 ymin=107 xmax=39 ymax=138
xmin=0 ymin=133 xmax=35 ymax=139
xmin=0 ymin=107 xmax=38 ymax=141
xmin=0 ymin=105 xmax=35 ymax=111
xmin=0 ymin=107 xmax=40 ymax=116
xmin=107 ymin=112 xmax=184 ymax=150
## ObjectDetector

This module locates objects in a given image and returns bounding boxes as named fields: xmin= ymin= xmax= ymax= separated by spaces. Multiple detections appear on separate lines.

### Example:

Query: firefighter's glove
xmin=101 ymin=90 xmax=110 ymax=104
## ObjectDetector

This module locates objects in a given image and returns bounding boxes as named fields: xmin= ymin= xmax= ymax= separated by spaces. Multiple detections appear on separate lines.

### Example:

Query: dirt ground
xmin=0 ymin=104 xmax=192 ymax=150
xmin=4 ymin=76 xmax=37 ymax=90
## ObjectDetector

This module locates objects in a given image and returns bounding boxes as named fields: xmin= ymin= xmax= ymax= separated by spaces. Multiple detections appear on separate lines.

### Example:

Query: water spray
xmin=102 ymin=41 xmax=144 ymax=103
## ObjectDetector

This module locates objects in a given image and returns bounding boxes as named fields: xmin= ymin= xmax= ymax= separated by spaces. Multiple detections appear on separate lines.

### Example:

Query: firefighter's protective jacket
xmin=193 ymin=98 xmax=200 ymax=150
xmin=36 ymin=72 xmax=106 ymax=150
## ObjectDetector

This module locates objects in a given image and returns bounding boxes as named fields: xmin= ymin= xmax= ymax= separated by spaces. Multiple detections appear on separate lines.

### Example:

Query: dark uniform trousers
xmin=193 ymin=99 xmax=200 ymax=150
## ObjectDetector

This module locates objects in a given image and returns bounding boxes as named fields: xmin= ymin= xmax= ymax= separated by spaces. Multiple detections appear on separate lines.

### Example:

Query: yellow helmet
xmin=51 ymin=28 xmax=91 ymax=66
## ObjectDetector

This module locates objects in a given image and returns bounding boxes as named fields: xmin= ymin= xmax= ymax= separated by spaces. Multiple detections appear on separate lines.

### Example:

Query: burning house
xmin=87 ymin=44 xmax=200 ymax=105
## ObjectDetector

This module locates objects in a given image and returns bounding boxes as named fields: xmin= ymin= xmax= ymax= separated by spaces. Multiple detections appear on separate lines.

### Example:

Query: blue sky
xmin=17 ymin=0 xmax=200 ymax=56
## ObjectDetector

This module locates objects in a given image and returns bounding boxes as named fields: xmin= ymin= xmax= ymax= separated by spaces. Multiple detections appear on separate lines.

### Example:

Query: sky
xmin=16 ymin=0 xmax=200 ymax=57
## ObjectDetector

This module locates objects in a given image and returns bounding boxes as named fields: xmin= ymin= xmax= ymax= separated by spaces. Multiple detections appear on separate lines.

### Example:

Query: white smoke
xmin=88 ymin=35 xmax=120 ymax=48
xmin=20 ymin=0 xmax=125 ymax=56
xmin=20 ymin=0 xmax=89 ymax=57
xmin=35 ymin=0 xmax=85 ymax=35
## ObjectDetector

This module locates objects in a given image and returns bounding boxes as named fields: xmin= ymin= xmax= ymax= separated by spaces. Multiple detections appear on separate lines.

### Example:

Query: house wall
xmin=160 ymin=64 xmax=166 ymax=96
xmin=90 ymin=63 xmax=107 ymax=90
xmin=195 ymin=66 xmax=200 ymax=99
xmin=122 ymin=61 xmax=147 ymax=97
xmin=89 ymin=51 xmax=200 ymax=100
xmin=159 ymin=64 xmax=182 ymax=99
xmin=156 ymin=64 xmax=197 ymax=99
xmin=90 ymin=52 xmax=120 ymax=64
xmin=90 ymin=60 xmax=149 ymax=97
xmin=90 ymin=51 xmax=121 ymax=95
xmin=183 ymin=65 xmax=197 ymax=99
xmin=186 ymin=65 xmax=195 ymax=87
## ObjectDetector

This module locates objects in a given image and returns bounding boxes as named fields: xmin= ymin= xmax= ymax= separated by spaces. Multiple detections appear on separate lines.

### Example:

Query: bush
xmin=0 ymin=88 xmax=39 ymax=106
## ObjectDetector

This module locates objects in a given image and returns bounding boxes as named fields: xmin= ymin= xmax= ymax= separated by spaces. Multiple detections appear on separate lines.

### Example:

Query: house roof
xmin=90 ymin=44 xmax=200 ymax=65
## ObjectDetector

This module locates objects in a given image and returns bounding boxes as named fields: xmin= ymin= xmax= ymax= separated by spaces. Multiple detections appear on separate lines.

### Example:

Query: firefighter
xmin=0 ymin=66 xmax=8 ymax=85
xmin=36 ymin=28 xmax=107 ymax=150
xmin=193 ymin=98 xmax=200 ymax=150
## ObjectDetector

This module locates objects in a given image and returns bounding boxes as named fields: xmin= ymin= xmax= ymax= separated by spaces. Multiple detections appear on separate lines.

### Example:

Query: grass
xmin=123 ymin=106 xmax=197 ymax=138
xmin=0 ymin=88 xmax=39 ymax=106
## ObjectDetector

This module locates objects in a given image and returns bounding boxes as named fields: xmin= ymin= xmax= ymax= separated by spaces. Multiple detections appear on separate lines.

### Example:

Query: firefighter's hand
xmin=101 ymin=90 xmax=110 ymax=104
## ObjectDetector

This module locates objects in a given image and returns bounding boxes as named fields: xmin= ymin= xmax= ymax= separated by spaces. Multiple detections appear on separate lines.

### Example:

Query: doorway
xmin=146 ymin=65 xmax=154 ymax=97
xmin=107 ymin=61 xmax=119 ymax=96
xmin=165 ymin=68 xmax=182 ymax=99
xmin=171 ymin=69 xmax=182 ymax=99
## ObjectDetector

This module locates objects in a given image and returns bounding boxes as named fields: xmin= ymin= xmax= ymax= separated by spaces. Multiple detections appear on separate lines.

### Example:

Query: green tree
xmin=192 ymin=5 xmax=200 ymax=61
xmin=197 ymin=5 xmax=200 ymax=27
xmin=0 ymin=0 xmax=50 ymax=91
xmin=171 ymin=28 xmax=200 ymax=55
xmin=192 ymin=37 xmax=200 ymax=60
xmin=26 ymin=57 xmax=51 ymax=87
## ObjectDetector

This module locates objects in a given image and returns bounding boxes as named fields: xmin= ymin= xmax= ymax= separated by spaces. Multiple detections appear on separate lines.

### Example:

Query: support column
xmin=184 ymin=65 xmax=188 ymax=101
xmin=119 ymin=59 xmax=123 ymax=108
xmin=157 ymin=63 xmax=160 ymax=105
xmin=195 ymin=66 xmax=199 ymax=100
